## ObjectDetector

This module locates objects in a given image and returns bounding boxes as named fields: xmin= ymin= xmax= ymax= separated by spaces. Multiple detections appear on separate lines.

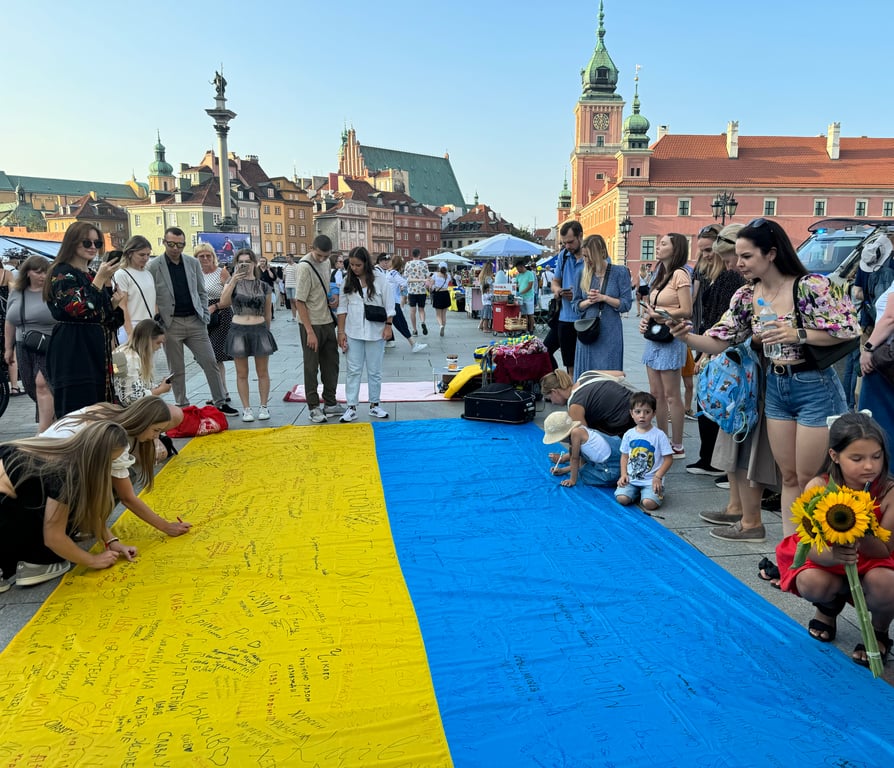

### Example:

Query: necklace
xmin=758 ymin=278 xmax=786 ymax=307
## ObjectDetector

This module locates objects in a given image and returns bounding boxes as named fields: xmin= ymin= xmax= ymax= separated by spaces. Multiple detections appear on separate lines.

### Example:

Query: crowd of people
xmin=3 ymin=214 xmax=894 ymax=670
xmin=539 ymin=216 xmax=893 ymax=668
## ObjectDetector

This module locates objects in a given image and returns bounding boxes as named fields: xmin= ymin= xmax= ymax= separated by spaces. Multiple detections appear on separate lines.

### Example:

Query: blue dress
xmin=572 ymin=264 xmax=632 ymax=380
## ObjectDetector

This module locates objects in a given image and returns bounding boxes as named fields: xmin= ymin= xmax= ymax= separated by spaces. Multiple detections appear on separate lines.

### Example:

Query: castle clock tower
xmin=571 ymin=1 xmax=625 ymax=214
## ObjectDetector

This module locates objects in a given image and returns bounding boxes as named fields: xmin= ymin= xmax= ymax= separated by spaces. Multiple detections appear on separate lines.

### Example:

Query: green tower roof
xmin=149 ymin=131 xmax=174 ymax=177
xmin=581 ymin=1 xmax=621 ymax=101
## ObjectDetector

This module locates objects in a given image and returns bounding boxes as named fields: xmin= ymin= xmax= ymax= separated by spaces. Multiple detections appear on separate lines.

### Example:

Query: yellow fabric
xmin=0 ymin=426 xmax=451 ymax=766
xmin=442 ymin=364 xmax=482 ymax=399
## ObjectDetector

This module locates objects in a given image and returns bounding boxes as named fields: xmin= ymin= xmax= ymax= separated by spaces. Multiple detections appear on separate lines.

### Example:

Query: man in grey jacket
xmin=147 ymin=227 xmax=237 ymax=415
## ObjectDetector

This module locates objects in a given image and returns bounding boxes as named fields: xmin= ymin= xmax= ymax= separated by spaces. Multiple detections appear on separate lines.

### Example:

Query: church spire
xmin=580 ymin=0 xmax=620 ymax=100
xmin=622 ymin=65 xmax=651 ymax=149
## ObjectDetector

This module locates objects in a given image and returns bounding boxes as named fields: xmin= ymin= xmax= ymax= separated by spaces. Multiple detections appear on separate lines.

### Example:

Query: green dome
xmin=581 ymin=1 xmax=619 ymax=98
xmin=623 ymin=112 xmax=650 ymax=135
xmin=622 ymin=80 xmax=650 ymax=149
xmin=150 ymin=132 xmax=174 ymax=177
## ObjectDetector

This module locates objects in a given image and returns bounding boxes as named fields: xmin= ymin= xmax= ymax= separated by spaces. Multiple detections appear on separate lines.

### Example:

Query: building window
xmin=299 ymin=209 xmax=305 ymax=220
xmin=288 ymin=208 xmax=294 ymax=219
xmin=855 ymin=199 xmax=868 ymax=216
xmin=814 ymin=199 xmax=826 ymax=217
xmin=134 ymin=215 xmax=141 ymax=227
xmin=643 ymin=199 xmax=656 ymax=216
xmin=677 ymin=199 xmax=691 ymax=216
xmin=288 ymin=224 xmax=296 ymax=236
xmin=884 ymin=200 xmax=894 ymax=217
xmin=275 ymin=223 xmax=283 ymax=235
xmin=630 ymin=167 xmax=640 ymax=177
xmin=155 ymin=216 xmax=162 ymax=226
xmin=300 ymin=243 xmax=307 ymax=254
xmin=640 ymin=237 xmax=656 ymax=261
xmin=189 ymin=214 xmax=198 ymax=226
xmin=289 ymin=243 xmax=296 ymax=254
xmin=250 ymin=226 xmax=259 ymax=237
xmin=275 ymin=241 xmax=283 ymax=253
xmin=264 ymin=240 xmax=272 ymax=253
xmin=250 ymin=209 xmax=258 ymax=219
xmin=596 ymin=173 xmax=604 ymax=180
xmin=263 ymin=223 xmax=272 ymax=234
xmin=763 ymin=199 xmax=777 ymax=216
xmin=239 ymin=207 xmax=247 ymax=218
xmin=157 ymin=237 xmax=164 ymax=247
xmin=274 ymin=206 xmax=281 ymax=216
xmin=596 ymin=136 xmax=605 ymax=148
xmin=191 ymin=234 xmax=198 ymax=248
xmin=300 ymin=225 xmax=306 ymax=237
xmin=263 ymin=205 xmax=270 ymax=215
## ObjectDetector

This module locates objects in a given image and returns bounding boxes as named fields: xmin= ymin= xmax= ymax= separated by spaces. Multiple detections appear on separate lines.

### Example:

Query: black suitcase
xmin=461 ymin=383 xmax=536 ymax=424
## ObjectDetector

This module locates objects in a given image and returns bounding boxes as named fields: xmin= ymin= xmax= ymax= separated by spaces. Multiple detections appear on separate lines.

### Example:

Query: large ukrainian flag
xmin=1 ymin=421 xmax=893 ymax=766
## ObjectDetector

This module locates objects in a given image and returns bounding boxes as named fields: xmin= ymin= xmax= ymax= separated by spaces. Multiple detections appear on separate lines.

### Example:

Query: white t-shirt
xmin=40 ymin=410 xmax=136 ymax=479
xmin=620 ymin=425 xmax=672 ymax=487
xmin=115 ymin=267 xmax=157 ymax=325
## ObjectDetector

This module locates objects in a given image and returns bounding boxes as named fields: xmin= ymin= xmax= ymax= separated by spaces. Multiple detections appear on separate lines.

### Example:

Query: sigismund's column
xmin=206 ymin=70 xmax=237 ymax=226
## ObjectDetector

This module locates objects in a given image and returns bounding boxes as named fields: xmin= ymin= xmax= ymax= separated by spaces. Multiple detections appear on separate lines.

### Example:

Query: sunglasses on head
xmin=164 ymin=241 xmax=186 ymax=248
xmin=81 ymin=239 xmax=103 ymax=249
xmin=698 ymin=226 xmax=719 ymax=238
xmin=716 ymin=235 xmax=736 ymax=246
xmin=746 ymin=218 xmax=771 ymax=230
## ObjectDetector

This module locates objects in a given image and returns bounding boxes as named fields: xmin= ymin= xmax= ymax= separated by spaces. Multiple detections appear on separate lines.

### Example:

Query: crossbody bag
xmin=19 ymin=291 xmax=51 ymax=353
xmin=122 ymin=269 xmax=164 ymax=328
xmin=574 ymin=264 xmax=611 ymax=345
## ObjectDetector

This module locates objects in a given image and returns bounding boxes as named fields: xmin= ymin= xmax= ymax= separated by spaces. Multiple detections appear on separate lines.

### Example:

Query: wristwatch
xmin=796 ymin=328 xmax=808 ymax=343
xmin=863 ymin=341 xmax=875 ymax=352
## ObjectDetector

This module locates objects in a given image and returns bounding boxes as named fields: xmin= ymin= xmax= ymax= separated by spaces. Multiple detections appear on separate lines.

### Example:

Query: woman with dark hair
xmin=431 ymin=262 xmax=452 ymax=336
xmin=44 ymin=222 xmax=124 ymax=417
xmin=218 ymin=248 xmax=277 ymax=422
xmin=572 ymin=234 xmax=632 ymax=379
xmin=639 ymin=233 xmax=692 ymax=457
xmin=672 ymin=218 xmax=859 ymax=536
xmin=336 ymin=246 xmax=394 ymax=422
xmin=114 ymin=235 xmax=155 ymax=343
xmin=4 ymin=255 xmax=56 ymax=430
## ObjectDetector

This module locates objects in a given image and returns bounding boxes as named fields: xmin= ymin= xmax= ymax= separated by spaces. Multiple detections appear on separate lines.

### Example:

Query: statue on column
xmin=212 ymin=70 xmax=227 ymax=98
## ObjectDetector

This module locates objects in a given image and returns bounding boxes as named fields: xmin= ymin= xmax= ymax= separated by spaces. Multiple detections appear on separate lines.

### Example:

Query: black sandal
xmin=807 ymin=595 xmax=848 ymax=643
xmin=852 ymin=628 xmax=892 ymax=668
xmin=758 ymin=557 xmax=780 ymax=586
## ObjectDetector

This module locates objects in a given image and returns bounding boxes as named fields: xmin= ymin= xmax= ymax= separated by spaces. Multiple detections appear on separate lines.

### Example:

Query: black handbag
xmin=574 ymin=264 xmax=611 ymax=345
xmin=792 ymin=277 xmax=860 ymax=369
xmin=19 ymin=292 xmax=50 ymax=353
xmin=643 ymin=322 xmax=673 ymax=343
xmin=871 ymin=339 xmax=894 ymax=386
xmin=363 ymin=303 xmax=388 ymax=323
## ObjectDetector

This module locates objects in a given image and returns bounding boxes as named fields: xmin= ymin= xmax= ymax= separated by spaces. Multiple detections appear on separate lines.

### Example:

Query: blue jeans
xmin=579 ymin=434 xmax=622 ymax=486
xmin=842 ymin=349 xmax=861 ymax=410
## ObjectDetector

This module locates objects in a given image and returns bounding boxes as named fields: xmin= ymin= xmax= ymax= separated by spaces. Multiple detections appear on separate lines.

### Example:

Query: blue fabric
xmin=374 ymin=419 xmax=894 ymax=767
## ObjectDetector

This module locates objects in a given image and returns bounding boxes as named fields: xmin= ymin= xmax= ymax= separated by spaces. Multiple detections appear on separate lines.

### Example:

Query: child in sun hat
xmin=542 ymin=411 xmax=622 ymax=488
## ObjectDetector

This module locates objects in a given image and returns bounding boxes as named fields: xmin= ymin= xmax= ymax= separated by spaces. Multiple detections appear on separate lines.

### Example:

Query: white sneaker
xmin=309 ymin=406 xmax=327 ymax=423
xmin=242 ymin=408 xmax=255 ymax=422
xmin=385 ymin=340 xmax=396 ymax=348
xmin=369 ymin=404 xmax=389 ymax=419
xmin=339 ymin=406 xmax=358 ymax=423
xmin=411 ymin=343 xmax=428 ymax=353
xmin=323 ymin=403 xmax=346 ymax=416
xmin=0 ymin=575 xmax=11 ymax=594
xmin=16 ymin=560 xmax=71 ymax=587
xmin=258 ymin=405 xmax=270 ymax=421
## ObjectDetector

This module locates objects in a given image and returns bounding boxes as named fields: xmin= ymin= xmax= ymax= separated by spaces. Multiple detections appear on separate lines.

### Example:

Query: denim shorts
xmin=764 ymin=366 xmax=847 ymax=427
xmin=519 ymin=298 xmax=535 ymax=315
xmin=614 ymin=483 xmax=664 ymax=508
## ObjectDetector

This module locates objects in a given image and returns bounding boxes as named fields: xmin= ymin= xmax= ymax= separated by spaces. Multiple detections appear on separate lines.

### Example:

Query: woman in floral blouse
xmin=671 ymin=218 xmax=859 ymax=537
xmin=44 ymin=223 xmax=124 ymax=417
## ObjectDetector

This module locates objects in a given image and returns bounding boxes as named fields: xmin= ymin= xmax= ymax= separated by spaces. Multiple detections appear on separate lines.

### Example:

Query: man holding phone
xmin=552 ymin=220 xmax=585 ymax=376
xmin=147 ymin=228 xmax=237 ymax=415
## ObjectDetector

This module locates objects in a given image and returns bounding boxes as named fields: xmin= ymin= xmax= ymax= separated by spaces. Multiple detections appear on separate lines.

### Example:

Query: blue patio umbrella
xmin=456 ymin=233 xmax=548 ymax=259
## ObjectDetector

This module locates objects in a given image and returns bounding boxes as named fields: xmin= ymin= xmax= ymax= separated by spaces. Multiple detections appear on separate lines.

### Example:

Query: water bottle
xmin=756 ymin=298 xmax=781 ymax=359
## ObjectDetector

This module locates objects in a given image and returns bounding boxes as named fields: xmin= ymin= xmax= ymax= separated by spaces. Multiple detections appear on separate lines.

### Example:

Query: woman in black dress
xmin=44 ymin=223 xmax=124 ymax=417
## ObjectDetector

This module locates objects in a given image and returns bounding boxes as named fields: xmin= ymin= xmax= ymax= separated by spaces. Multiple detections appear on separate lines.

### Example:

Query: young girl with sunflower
xmin=776 ymin=412 xmax=894 ymax=668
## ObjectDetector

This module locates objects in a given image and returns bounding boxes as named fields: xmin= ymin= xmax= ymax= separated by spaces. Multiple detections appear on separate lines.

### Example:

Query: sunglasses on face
xmin=81 ymin=239 xmax=103 ymax=249
xmin=164 ymin=241 xmax=186 ymax=248
xmin=698 ymin=226 xmax=719 ymax=238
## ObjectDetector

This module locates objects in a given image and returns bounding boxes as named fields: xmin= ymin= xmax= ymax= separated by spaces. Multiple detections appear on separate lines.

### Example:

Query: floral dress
xmin=46 ymin=263 xmax=123 ymax=417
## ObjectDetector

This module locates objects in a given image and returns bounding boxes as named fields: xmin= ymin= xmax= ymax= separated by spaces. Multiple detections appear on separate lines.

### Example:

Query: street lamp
xmin=711 ymin=192 xmax=738 ymax=225
xmin=619 ymin=216 xmax=633 ymax=262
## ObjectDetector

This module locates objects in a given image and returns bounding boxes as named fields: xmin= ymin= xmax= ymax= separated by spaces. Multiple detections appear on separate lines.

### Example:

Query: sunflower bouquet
xmin=790 ymin=480 xmax=891 ymax=677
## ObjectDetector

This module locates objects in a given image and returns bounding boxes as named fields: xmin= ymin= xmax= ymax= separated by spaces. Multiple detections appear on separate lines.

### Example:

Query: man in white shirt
xmin=283 ymin=254 xmax=300 ymax=322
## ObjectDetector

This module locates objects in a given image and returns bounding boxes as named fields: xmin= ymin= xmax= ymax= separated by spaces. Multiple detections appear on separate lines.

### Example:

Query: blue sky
xmin=2 ymin=0 xmax=887 ymax=230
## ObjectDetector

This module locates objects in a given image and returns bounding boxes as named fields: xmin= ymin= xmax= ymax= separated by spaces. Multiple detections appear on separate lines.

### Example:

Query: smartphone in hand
xmin=164 ymin=373 xmax=175 ymax=384
xmin=105 ymin=250 xmax=123 ymax=266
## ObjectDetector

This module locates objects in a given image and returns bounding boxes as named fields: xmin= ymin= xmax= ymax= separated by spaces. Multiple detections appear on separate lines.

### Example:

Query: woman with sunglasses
xmin=44 ymin=222 xmax=124 ymax=418
xmin=671 ymin=218 xmax=859 ymax=537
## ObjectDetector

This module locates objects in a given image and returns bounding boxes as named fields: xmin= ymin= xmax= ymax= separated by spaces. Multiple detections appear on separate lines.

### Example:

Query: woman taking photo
xmin=45 ymin=222 xmax=124 ymax=417
xmin=639 ymin=233 xmax=692 ymax=458
xmin=671 ymin=218 xmax=859 ymax=535
xmin=218 ymin=248 xmax=277 ymax=422
xmin=0 ymin=421 xmax=135 ymax=591
xmin=41 ymin=396 xmax=189 ymax=539
xmin=336 ymin=246 xmax=394 ymax=422
xmin=4 ymin=256 xmax=56 ymax=431
xmin=197 ymin=243 xmax=232 ymax=404
xmin=572 ymin=234 xmax=632 ymax=379
xmin=114 ymin=235 xmax=156 ymax=343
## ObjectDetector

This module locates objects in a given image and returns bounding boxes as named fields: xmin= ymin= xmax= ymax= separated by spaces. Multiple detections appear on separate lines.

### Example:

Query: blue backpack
xmin=696 ymin=341 xmax=760 ymax=442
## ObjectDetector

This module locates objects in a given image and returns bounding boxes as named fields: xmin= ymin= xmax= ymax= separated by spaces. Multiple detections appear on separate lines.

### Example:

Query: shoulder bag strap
xmin=596 ymin=263 xmax=611 ymax=318
xmin=301 ymin=261 xmax=337 ymax=321
xmin=123 ymin=269 xmax=153 ymax=316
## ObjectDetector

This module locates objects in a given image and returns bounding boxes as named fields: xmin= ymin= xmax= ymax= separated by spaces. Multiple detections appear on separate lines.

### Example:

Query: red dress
xmin=776 ymin=475 xmax=894 ymax=595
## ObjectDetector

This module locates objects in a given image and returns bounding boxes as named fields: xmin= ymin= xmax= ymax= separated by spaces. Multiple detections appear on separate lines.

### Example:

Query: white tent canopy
xmin=455 ymin=234 xmax=548 ymax=259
